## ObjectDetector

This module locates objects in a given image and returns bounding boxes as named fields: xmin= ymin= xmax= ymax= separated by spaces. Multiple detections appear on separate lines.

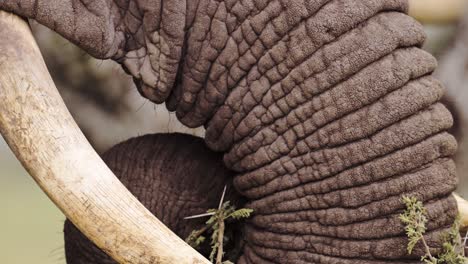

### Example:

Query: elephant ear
xmin=0 ymin=0 xmax=191 ymax=103
xmin=64 ymin=133 xmax=243 ymax=264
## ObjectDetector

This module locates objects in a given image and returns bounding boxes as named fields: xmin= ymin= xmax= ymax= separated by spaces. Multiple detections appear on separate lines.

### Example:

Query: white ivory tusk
xmin=0 ymin=11 xmax=209 ymax=264
xmin=409 ymin=0 xmax=468 ymax=24
xmin=454 ymin=194 xmax=468 ymax=230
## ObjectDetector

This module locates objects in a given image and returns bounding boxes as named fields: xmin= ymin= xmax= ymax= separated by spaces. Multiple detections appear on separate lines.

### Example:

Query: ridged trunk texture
xmin=170 ymin=1 xmax=458 ymax=263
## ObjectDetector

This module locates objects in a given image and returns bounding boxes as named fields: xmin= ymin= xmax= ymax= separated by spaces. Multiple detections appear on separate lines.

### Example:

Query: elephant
xmin=0 ymin=0 xmax=459 ymax=263
xmin=64 ymin=133 xmax=245 ymax=263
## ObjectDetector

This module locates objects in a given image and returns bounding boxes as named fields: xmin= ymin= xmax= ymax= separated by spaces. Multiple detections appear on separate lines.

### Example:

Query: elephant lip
xmin=0 ymin=10 xmax=209 ymax=264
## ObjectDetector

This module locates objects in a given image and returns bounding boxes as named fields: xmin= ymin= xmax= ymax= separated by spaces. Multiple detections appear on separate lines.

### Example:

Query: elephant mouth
xmin=0 ymin=11 xmax=210 ymax=264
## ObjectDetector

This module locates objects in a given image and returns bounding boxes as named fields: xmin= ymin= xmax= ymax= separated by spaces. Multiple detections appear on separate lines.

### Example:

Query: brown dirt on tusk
xmin=409 ymin=0 xmax=468 ymax=24
xmin=0 ymin=11 xmax=209 ymax=264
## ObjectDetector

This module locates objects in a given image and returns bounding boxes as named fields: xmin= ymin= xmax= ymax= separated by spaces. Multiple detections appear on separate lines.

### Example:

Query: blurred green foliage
xmin=0 ymin=137 xmax=65 ymax=264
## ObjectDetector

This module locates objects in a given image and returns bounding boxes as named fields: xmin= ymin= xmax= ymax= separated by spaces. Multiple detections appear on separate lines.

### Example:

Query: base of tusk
xmin=454 ymin=194 xmax=468 ymax=230
xmin=0 ymin=11 xmax=209 ymax=264
xmin=409 ymin=0 xmax=468 ymax=24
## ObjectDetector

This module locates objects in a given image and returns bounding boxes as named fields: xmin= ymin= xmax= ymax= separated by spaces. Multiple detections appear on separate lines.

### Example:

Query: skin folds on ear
xmin=0 ymin=0 xmax=189 ymax=103
xmin=64 ymin=133 xmax=242 ymax=264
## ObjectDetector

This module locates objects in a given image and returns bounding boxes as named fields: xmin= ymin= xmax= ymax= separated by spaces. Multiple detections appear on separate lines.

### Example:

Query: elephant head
xmin=0 ymin=0 xmax=461 ymax=263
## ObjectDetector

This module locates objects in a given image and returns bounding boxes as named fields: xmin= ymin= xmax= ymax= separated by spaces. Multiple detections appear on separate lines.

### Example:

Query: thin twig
xmin=192 ymin=224 xmax=213 ymax=241
xmin=215 ymin=185 xmax=227 ymax=263
xmin=216 ymin=212 xmax=225 ymax=264
xmin=463 ymin=230 xmax=468 ymax=257
xmin=218 ymin=185 xmax=227 ymax=210
xmin=420 ymin=235 xmax=434 ymax=260
xmin=184 ymin=212 xmax=216 ymax=220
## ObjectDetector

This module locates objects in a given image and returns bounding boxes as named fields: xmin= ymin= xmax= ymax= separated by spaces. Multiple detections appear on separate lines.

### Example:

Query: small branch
xmin=184 ymin=212 xmax=216 ymax=220
xmin=216 ymin=213 xmax=225 ymax=264
xmin=216 ymin=186 xmax=227 ymax=263
xmin=185 ymin=185 xmax=253 ymax=264
xmin=218 ymin=185 xmax=227 ymax=210
xmin=463 ymin=231 xmax=468 ymax=256
xmin=420 ymin=235 xmax=434 ymax=260
xmin=401 ymin=196 xmax=468 ymax=263
xmin=189 ymin=224 xmax=212 ymax=241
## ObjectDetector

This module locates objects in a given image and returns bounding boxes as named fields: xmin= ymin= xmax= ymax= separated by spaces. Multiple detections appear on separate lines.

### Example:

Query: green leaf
xmin=229 ymin=208 xmax=254 ymax=220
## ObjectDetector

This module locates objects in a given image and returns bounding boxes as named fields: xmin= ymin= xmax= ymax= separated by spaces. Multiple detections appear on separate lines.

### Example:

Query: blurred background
xmin=1 ymin=1 xmax=468 ymax=263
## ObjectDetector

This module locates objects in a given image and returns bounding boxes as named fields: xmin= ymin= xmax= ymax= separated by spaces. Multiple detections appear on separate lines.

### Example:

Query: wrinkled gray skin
xmin=0 ymin=0 xmax=459 ymax=263
xmin=64 ymin=133 xmax=245 ymax=264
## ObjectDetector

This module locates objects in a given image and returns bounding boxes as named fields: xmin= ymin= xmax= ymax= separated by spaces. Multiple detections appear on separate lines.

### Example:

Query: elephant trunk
xmin=165 ymin=0 xmax=459 ymax=263
xmin=0 ymin=11 xmax=209 ymax=264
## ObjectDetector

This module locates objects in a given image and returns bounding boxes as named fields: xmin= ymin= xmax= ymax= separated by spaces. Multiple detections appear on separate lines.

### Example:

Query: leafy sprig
xmin=400 ymin=196 xmax=430 ymax=255
xmin=400 ymin=196 xmax=468 ymax=264
xmin=185 ymin=186 xmax=253 ymax=264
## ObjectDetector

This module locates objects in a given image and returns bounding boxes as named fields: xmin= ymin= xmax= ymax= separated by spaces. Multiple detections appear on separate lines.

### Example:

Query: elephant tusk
xmin=454 ymin=194 xmax=468 ymax=230
xmin=0 ymin=11 xmax=209 ymax=264
xmin=409 ymin=0 xmax=468 ymax=24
